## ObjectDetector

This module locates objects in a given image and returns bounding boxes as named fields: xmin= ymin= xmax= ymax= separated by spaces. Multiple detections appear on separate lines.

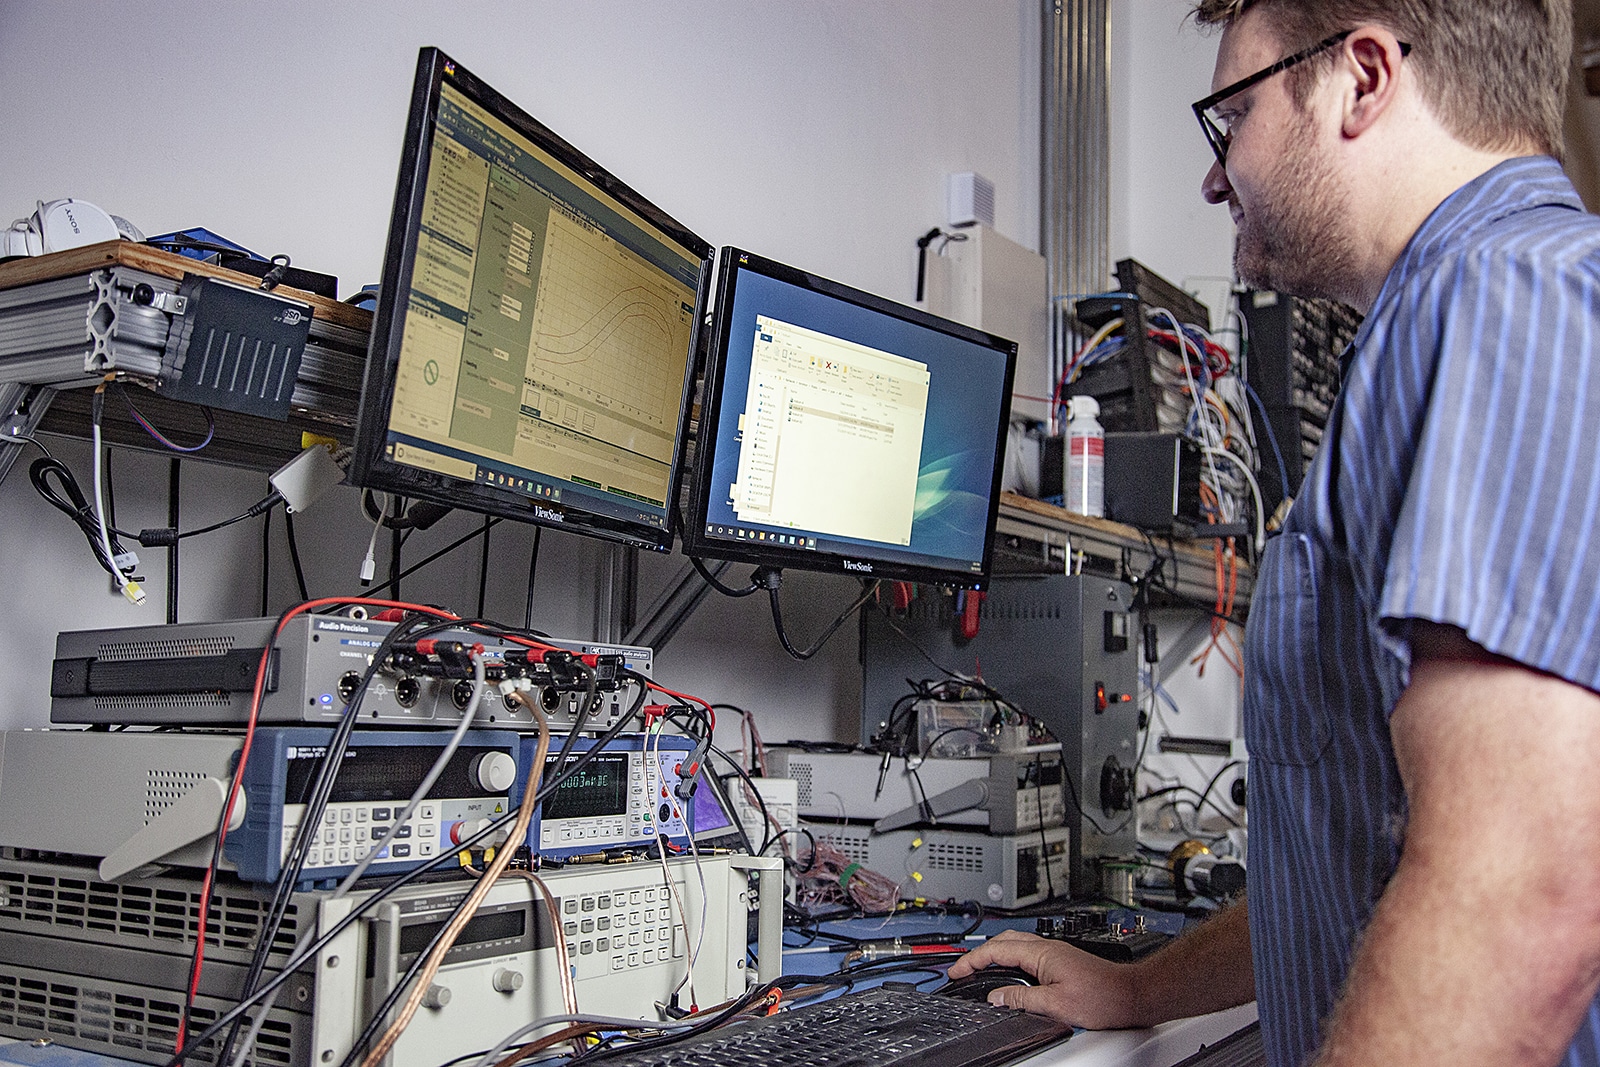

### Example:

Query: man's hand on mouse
xmin=946 ymin=930 xmax=1143 ymax=1028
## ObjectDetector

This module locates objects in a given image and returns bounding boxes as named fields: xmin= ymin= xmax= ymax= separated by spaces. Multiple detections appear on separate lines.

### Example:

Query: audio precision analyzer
xmin=0 ymin=728 xmax=520 ymax=885
xmin=49 ymin=615 xmax=653 ymax=729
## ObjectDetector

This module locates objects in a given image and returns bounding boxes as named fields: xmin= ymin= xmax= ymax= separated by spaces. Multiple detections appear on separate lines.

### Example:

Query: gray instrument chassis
xmin=50 ymin=615 xmax=651 ymax=729
xmin=862 ymin=574 xmax=1140 ymax=897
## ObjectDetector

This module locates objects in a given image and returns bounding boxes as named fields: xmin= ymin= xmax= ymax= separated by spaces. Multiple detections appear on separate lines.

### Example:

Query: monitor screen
xmin=351 ymin=48 xmax=713 ymax=550
xmin=681 ymin=249 xmax=1017 ymax=587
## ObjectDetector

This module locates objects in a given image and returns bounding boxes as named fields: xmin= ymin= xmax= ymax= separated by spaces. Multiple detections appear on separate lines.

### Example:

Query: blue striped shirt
xmin=1242 ymin=156 xmax=1600 ymax=1067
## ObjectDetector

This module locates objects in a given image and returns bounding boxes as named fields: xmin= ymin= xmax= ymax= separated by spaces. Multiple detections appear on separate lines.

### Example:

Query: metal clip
xmin=150 ymin=291 xmax=188 ymax=314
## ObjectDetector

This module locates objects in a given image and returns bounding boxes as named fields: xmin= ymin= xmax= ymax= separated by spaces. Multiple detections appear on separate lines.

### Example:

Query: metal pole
xmin=1042 ymin=0 xmax=1112 ymax=430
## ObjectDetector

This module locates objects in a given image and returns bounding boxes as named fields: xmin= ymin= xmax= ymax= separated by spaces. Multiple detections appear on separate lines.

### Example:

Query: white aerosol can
xmin=1064 ymin=395 xmax=1105 ymax=517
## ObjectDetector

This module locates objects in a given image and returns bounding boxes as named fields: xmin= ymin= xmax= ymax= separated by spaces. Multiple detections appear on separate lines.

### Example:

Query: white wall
xmin=1110 ymin=0 xmax=1236 ymax=321
xmin=0 ymin=0 xmax=1042 ymax=745
xmin=1108 ymin=0 xmax=1244 ymax=818
xmin=0 ymin=2 xmax=1244 ymax=804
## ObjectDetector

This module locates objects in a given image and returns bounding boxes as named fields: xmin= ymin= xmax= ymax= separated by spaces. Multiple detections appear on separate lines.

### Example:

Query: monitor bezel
xmin=680 ymin=247 xmax=1018 ymax=589
xmin=350 ymin=47 xmax=714 ymax=552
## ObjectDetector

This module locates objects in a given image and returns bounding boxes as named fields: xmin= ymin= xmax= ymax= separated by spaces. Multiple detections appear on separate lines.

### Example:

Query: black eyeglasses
xmin=1192 ymin=30 xmax=1412 ymax=169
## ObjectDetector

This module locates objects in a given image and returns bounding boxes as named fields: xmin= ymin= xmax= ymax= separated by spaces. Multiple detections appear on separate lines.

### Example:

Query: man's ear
xmin=1341 ymin=27 xmax=1406 ymax=138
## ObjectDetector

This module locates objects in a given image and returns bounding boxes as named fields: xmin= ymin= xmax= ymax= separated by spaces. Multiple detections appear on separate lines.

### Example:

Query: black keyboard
xmin=585 ymin=986 xmax=1073 ymax=1067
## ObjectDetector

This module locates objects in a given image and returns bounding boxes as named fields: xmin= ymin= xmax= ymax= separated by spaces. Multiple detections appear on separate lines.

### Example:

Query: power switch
xmin=1094 ymin=682 xmax=1108 ymax=713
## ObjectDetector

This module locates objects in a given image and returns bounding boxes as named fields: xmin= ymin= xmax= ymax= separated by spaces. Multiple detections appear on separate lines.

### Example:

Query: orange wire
xmin=1189 ymin=488 xmax=1243 ymax=679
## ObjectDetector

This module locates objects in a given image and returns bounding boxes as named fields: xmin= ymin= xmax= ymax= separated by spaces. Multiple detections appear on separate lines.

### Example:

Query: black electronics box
xmin=1039 ymin=433 xmax=1065 ymax=499
xmin=1104 ymin=431 xmax=1203 ymax=530
xmin=1035 ymin=911 xmax=1172 ymax=962
xmin=218 ymin=252 xmax=339 ymax=298
xmin=1240 ymin=290 xmax=1361 ymax=514
xmin=1067 ymin=259 xmax=1211 ymax=434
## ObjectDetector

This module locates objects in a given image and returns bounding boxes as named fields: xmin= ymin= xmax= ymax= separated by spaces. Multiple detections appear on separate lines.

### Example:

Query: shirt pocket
xmin=1243 ymin=532 xmax=1333 ymax=766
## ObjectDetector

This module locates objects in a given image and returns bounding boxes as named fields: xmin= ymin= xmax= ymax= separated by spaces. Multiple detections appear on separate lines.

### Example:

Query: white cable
xmin=685 ymin=816 xmax=708 ymax=978
xmin=1218 ymin=376 xmax=1261 ymax=464
xmin=1150 ymin=308 xmax=1228 ymax=508
xmin=361 ymin=492 xmax=387 ymax=583
xmin=1154 ymin=308 xmax=1262 ymax=529
xmin=650 ymin=726 xmax=703 ymax=1007
xmin=91 ymin=420 xmax=144 ymax=604
xmin=1202 ymin=447 xmax=1266 ymax=552
xmin=658 ymin=832 xmax=702 ymax=1009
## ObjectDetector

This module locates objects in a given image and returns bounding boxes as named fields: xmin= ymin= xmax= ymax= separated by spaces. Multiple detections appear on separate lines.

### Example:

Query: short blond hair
xmin=1193 ymin=0 xmax=1571 ymax=161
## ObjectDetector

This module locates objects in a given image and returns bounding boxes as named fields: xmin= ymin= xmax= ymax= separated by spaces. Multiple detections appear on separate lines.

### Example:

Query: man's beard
xmin=1231 ymin=116 xmax=1358 ymax=302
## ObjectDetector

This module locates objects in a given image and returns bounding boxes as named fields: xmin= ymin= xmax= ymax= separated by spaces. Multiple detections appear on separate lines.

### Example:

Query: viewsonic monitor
xmin=351 ymin=48 xmax=713 ymax=550
xmin=682 ymin=249 xmax=1017 ymax=588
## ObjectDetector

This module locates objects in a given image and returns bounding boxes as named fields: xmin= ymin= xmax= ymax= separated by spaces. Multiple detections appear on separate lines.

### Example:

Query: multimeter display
xmin=542 ymin=753 xmax=629 ymax=819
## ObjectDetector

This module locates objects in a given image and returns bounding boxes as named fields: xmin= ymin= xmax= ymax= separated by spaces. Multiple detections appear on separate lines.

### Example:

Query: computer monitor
xmin=681 ymin=249 xmax=1017 ymax=588
xmin=351 ymin=48 xmax=713 ymax=551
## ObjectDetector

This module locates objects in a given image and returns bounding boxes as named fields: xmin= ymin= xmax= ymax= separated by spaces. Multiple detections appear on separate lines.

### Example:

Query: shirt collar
xmin=1356 ymin=155 xmax=1582 ymax=345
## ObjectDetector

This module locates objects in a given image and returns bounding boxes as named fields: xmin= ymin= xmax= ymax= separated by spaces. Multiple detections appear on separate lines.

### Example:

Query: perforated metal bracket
xmin=0 ymin=381 xmax=58 ymax=484
xmin=85 ymin=268 xmax=119 ymax=373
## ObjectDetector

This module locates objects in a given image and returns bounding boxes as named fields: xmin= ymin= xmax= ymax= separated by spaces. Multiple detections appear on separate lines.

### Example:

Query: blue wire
xmin=1241 ymin=381 xmax=1292 ymax=505
xmin=1138 ymin=669 xmax=1184 ymax=717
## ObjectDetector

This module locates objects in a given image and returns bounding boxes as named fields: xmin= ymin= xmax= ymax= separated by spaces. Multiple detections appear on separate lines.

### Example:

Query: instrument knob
xmin=473 ymin=752 xmax=517 ymax=792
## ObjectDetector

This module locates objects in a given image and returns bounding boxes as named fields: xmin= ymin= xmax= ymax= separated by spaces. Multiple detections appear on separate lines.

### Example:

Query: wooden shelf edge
xmin=0 ymin=241 xmax=373 ymax=333
xmin=997 ymin=491 xmax=1254 ymax=607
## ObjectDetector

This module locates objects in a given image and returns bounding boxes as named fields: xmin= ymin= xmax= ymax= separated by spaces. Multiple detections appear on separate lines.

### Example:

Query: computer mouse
xmin=937 ymin=965 xmax=1038 ymax=1002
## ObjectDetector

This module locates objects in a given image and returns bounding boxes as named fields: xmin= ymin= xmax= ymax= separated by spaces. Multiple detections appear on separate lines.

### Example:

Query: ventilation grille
xmin=146 ymin=770 xmax=212 ymax=822
xmin=791 ymin=763 xmax=815 ymax=808
xmin=97 ymin=635 xmax=238 ymax=661
xmin=93 ymin=692 xmax=235 ymax=712
xmin=979 ymin=601 xmax=1066 ymax=622
xmin=0 ymin=972 xmax=296 ymax=1067
xmin=923 ymin=842 xmax=987 ymax=873
xmin=0 ymin=868 xmax=300 ymax=956
xmin=901 ymin=594 xmax=1071 ymax=625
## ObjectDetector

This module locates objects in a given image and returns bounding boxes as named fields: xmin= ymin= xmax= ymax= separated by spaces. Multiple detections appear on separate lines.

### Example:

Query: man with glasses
xmin=950 ymin=2 xmax=1600 ymax=1064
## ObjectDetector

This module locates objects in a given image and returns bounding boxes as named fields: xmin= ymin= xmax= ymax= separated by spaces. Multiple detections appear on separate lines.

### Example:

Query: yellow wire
xmin=1067 ymin=317 xmax=1125 ymax=384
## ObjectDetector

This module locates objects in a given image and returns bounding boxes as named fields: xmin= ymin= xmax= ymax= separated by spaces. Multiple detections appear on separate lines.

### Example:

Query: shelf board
xmin=995 ymin=491 xmax=1253 ymax=609
xmin=0 ymin=240 xmax=371 ymax=332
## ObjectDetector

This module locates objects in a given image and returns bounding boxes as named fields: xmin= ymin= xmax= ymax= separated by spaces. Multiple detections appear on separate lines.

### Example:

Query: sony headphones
xmin=2 ymin=198 xmax=144 ymax=259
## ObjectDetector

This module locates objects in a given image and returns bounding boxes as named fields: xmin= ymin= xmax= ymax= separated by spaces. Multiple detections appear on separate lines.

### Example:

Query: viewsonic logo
xmin=841 ymin=560 xmax=874 ymax=574
xmin=534 ymin=505 xmax=564 ymax=523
